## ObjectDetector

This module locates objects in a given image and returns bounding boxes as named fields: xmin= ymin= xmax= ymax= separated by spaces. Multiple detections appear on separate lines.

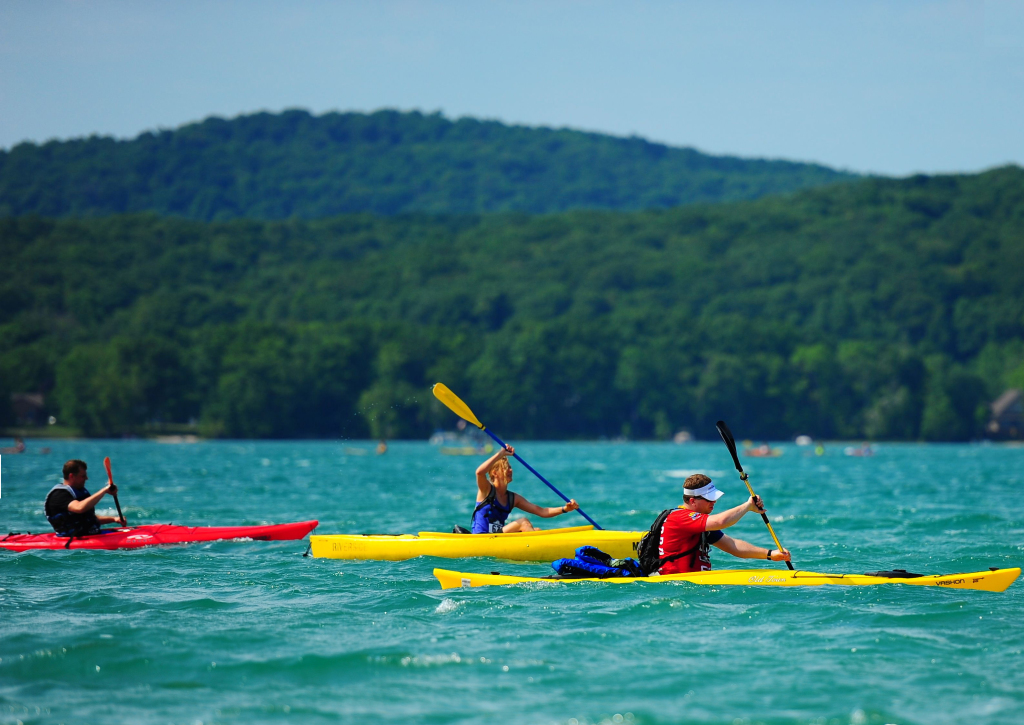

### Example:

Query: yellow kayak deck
xmin=434 ymin=566 xmax=1021 ymax=592
xmin=310 ymin=525 xmax=643 ymax=561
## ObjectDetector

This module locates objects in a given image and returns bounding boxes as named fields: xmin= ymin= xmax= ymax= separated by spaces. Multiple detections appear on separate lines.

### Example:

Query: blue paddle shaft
xmin=482 ymin=428 xmax=603 ymax=530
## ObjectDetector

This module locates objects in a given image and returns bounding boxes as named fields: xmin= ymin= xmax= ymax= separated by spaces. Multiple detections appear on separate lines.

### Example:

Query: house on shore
xmin=987 ymin=389 xmax=1023 ymax=440
xmin=10 ymin=393 xmax=46 ymax=426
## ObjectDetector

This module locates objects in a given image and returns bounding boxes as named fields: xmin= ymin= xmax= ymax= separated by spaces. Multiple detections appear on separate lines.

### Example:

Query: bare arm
xmin=713 ymin=533 xmax=791 ymax=562
xmin=514 ymin=495 xmax=579 ymax=519
xmin=705 ymin=496 xmax=764 ymax=531
xmin=67 ymin=484 xmax=114 ymax=514
xmin=475 ymin=445 xmax=513 ymax=499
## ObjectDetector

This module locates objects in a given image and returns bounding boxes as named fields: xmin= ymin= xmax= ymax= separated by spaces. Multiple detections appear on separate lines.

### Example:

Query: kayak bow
xmin=434 ymin=566 xmax=1021 ymax=592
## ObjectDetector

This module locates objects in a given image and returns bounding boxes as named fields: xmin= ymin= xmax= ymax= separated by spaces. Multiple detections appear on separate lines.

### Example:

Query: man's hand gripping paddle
xmin=103 ymin=457 xmax=128 ymax=528
xmin=432 ymin=383 xmax=603 ymax=530
xmin=716 ymin=421 xmax=793 ymax=570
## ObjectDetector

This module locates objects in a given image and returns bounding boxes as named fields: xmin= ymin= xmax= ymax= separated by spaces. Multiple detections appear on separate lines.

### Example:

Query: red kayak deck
xmin=0 ymin=520 xmax=318 ymax=551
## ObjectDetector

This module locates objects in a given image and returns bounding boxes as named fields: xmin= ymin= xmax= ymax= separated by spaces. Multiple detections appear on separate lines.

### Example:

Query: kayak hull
xmin=434 ymin=566 xmax=1021 ymax=593
xmin=0 ymin=520 xmax=319 ymax=551
xmin=310 ymin=525 xmax=644 ymax=561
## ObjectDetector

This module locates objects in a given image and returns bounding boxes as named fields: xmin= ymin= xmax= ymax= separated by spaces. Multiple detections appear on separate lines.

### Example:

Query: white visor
xmin=683 ymin=481 xmax=724 ymax=501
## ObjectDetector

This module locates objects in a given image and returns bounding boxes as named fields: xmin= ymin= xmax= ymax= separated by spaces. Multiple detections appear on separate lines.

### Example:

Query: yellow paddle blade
xmin=432 ymin=383 xmax=484 ymax=429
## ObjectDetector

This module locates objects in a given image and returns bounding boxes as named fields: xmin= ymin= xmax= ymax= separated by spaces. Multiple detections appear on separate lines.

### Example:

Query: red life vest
xmin=658 ymin=508 xmax=712 ymax=574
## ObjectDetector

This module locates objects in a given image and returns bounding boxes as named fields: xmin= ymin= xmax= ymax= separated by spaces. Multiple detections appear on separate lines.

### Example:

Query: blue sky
xmin=1 ymin=0 xmax=1022 ymax=175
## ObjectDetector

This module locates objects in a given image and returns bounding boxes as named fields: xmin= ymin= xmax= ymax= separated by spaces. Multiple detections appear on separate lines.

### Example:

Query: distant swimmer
xmin=44 ymin=460 xmax=126 ymax=537
xmin=376 ymin=440 xmax=388 ymax=455
xmin=647 ymin=474 xmax=790 ymax=573
xmin=468 ymin=445 xmax=578 ymax=533
xmin=0 ymin=437 xmax=26 ymax=454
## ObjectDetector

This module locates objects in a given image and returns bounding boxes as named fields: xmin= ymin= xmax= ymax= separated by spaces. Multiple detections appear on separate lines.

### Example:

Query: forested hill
xmin=3 ymin=166 xmax=1023 ymax=440
xmin=0 ymin=109 xmax=855 ymax=220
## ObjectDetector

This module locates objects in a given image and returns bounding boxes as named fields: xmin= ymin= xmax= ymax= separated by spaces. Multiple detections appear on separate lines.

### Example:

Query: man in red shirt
xmin=657 ymin=473 xmax=791 ymax=574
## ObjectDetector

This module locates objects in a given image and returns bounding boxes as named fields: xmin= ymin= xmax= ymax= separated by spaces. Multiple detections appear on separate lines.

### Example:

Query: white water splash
xmin=434 ymin=598 xmax=461 ymax=614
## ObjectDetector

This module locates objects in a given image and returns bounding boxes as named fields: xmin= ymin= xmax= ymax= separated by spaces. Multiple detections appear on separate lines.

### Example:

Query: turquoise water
xmin=1 ymin=440 xmax=1022 ymax=725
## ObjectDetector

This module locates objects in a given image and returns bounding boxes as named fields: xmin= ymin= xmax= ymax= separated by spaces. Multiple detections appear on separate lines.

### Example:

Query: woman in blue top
xmin=471 ymin=444 xmax=579 ymax=533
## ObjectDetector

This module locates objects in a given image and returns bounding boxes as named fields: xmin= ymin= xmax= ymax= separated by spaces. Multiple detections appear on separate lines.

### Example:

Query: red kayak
xmin=0 ymin=520 xmax=318 ymax=551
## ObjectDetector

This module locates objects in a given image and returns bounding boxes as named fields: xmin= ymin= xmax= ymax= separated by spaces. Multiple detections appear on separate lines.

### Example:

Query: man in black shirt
xmin=44 ymin=460 xmax=125 ymax=536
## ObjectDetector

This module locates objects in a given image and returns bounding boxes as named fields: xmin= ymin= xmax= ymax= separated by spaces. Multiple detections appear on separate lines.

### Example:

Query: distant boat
xmin=430 ymin=428 xmax=492 ymax=456
xmin=439 ymin=443 xmax=494 ymax=456
xmin=155 ymin=435 xmax=199 ymax=444
xmin=844 ymin=444 xmax=874 ymax=457
xmin=744 ymin=444 xmax=783 ymax=458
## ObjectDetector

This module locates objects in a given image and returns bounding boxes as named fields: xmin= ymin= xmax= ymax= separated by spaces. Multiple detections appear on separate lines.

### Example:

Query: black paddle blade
xmin=716 ymin=420 xmax=743 ymax=473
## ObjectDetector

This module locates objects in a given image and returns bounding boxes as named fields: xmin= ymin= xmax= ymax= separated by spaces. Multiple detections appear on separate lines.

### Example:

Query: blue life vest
xmin=552 ymin=546 xmax=646 ymax=578
xmin=471 ymin=485 xmax=516 ymax=534
xmin=45 ymin=484 xmax=101 ymax=537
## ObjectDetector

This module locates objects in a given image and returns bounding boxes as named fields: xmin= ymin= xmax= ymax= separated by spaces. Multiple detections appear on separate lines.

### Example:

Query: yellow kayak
xmin=434 ymin=566 xmax=1021 ymax=592
xmin=310 ymin=525 xmax=644 ymax=561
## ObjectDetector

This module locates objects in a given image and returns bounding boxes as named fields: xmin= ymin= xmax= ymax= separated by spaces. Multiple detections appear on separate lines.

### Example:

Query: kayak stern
xmin=311 ymin=526 xmax=643 ymax=561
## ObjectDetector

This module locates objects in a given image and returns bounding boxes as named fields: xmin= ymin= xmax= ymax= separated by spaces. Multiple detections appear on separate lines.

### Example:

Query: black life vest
xmin=45 ymin=484 xmax=101 ymax=537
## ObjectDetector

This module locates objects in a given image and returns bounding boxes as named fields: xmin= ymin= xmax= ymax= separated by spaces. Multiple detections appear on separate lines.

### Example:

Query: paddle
xmin=432 ymin=383 xmax=603 ymax=530
xmin=715 ymin=420 xmax=794 ymax=570
xmin=103 ymin=457 xmax=127 ymax=527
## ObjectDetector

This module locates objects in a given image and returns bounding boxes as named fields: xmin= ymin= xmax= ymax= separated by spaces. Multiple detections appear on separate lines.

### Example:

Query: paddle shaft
xmin=715 ymin=421 xmax=793 ymax=570
xmin=103 ymin=457 xmax=127 ymax=527
xmin=481 ymin=428 xmax=603 ymax=530
xmin=736 ymin=472 xmax=791 ymax=569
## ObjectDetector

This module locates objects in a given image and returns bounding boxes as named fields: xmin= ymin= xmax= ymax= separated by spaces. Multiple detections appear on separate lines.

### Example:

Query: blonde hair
xmin=487 ymin=457 xmax=512 ymax=483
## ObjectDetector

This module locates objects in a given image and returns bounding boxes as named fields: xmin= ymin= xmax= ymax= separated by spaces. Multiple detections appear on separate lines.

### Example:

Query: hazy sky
xmin=1 ymin=0 xmax=1022 ymax=175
